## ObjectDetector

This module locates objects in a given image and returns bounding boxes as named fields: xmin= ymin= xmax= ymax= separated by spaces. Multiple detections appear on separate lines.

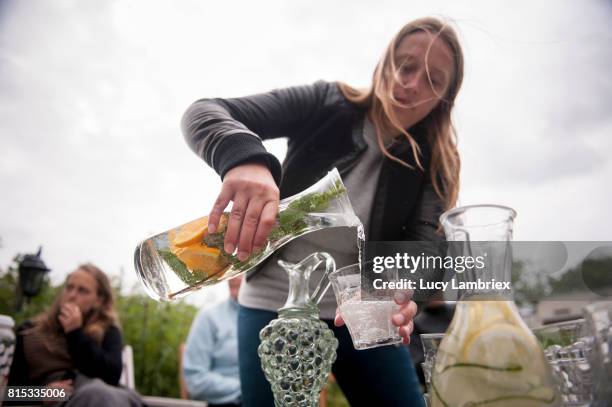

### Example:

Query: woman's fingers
xmin=235 ymin=189 xmax=279 ymax=259
xmin=252 ymin=200 xmax=279 ymax=252
xmin=390 ymin=298 xmax=418 ymax=343
xmin=236 ymin=198 xmax=265 ymax=260
xmin=59 ymin=304 xmax=72 ymax=318
xmin=208 ymin=185 xmax=234 ymax=234
xmin=391 ymin=291 xmax=418 ymax=342
xmin=58 ymin=306 xmax=73 ymax=331
xmin=400 ymin=320 xmax=415 ymax=344
xmin=224 ymin=193 xmax=248 ymax=255
xmin=59 ymin=304 xmax=79 ymax=320
xmin=334 ymin=309 xmax=345 ymax=327
xmin=211 ymin=163 xmax=279 ymax=257
xmin=392 ymin=300 xmax=418 ymax=326
xmin=393 ymin=289 xmax=414 ymax=305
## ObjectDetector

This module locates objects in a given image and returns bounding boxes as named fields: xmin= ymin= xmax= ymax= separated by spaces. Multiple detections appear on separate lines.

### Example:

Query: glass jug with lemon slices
xmin=134 ymin=168 xmax=361 ymax=301
xmin=431 ymin=205 xmax=559 ymax=407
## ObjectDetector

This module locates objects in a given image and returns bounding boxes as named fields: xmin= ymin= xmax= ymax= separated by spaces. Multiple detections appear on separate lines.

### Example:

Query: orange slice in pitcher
xmin=175 ymin=245 xmax=228 ymax=275
xmin=171 ymin=213 xmax=230 ymax=249
xmin=172 ymin=216 xmax=210 ymax=248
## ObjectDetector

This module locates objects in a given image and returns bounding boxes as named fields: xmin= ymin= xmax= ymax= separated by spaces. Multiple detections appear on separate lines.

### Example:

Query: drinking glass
xmin=420 ymin=333 xmax=445 ymax=404
xmin=583 ymin=301 xmax=612 ymax=406
xmin=328 ymin=263 xmax=402 ymax=350
xmin=532 ymin=319 xmax=593 ymax=406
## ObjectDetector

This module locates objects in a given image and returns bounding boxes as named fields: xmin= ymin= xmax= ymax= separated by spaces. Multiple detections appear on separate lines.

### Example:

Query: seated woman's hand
xmin=209 ymin=163 xmax=279 ymax=261
xmin=58 ymin=303 xmax=83 ymax=333
xmin=334 ymin=290 xmax=417 ymax=344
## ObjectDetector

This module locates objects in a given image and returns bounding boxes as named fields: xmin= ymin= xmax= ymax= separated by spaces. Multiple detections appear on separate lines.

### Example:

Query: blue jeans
xmin=238 ymin=304 xmax=425 ymax=407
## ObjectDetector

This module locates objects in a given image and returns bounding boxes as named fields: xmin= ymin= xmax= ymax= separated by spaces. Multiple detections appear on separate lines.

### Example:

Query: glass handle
xmin=310 ymin=252 xmax=336 ymax=305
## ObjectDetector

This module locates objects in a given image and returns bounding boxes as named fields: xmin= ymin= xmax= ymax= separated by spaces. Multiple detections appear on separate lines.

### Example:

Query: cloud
xmin=454 ymin=0 xmax=612 ymax=188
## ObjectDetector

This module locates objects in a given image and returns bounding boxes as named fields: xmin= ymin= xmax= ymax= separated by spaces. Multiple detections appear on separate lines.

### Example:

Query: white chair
xmin=119 ymin=345 xmax=135 ymax=390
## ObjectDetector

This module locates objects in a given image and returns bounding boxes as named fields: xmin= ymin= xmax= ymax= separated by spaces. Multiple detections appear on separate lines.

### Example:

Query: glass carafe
xmin=258 ymin=252 xmax=339 ymax=407
xmin=431 ymin=205 xmax=560 ymax=407
xmin=134 ymin=168 xmax=361 ymax=301
xmin=583 ymin=302 xmax=612 ymax=406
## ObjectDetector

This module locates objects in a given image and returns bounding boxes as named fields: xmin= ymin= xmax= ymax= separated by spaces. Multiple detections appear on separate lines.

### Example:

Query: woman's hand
xmin=334 ymin=290 xmax=418 ymax=344
xmin=58 ymin=303 xmax=83 ymax=333
xmin=208 ymin=163 xmax=280 ymax=261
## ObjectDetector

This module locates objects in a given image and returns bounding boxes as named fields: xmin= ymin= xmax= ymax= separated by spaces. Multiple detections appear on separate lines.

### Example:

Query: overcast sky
xmin=1 ymin=0 xmax=611 ymax=307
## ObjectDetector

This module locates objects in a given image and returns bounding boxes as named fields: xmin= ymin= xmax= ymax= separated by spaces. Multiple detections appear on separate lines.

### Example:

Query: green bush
xmin=116 ymin=292 xmax=197 ymax=397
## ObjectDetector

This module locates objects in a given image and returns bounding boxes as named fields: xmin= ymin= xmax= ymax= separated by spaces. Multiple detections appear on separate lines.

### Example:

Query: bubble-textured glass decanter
xmin=258 ymin=252 xmax=339 ymax=407
xmin=431 ymin=205 xmax=560 ymax=407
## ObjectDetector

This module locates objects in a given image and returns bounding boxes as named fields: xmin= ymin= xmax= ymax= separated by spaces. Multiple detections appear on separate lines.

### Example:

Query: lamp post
xmin=15 ymin=246 xmax=51 ymax=312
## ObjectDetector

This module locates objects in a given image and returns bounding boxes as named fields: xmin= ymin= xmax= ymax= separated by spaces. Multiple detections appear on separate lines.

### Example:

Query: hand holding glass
xmin=329 ymin=263 xmax=402 ymax=350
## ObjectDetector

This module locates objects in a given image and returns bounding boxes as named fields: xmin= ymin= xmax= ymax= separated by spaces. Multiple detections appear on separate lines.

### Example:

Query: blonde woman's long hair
xmin=338 ymin=17 xmax=463 ymax=211
xmin=31 ymin=263 xmax=120 ymax=344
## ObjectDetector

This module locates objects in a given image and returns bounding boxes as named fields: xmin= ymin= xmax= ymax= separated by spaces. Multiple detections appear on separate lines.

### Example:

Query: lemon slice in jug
xmin=461 ymin=322 xmax=543 ymax=391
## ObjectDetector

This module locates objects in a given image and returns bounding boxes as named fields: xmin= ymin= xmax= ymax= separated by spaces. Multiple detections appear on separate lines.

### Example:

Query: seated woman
xmin=8 ymin=263 xmax=142 ymax=406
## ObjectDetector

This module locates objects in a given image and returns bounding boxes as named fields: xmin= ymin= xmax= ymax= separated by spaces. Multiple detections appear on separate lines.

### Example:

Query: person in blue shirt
xmin=183 ymin=276 xmax=243 ymax=407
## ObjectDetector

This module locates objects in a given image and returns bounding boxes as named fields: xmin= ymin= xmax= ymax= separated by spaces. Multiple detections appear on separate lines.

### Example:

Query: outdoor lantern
xmin=17 ymin=246 xmax=51 ymax=298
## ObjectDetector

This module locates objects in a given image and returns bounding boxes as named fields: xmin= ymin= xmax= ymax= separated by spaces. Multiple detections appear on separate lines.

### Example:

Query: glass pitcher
xmin=134 ymin=168 xmax=361 ymax=301
xmin=258 ymin=252 xmax=339 ymax=407
xmin=431 ymin=205 xmax=560 ymax=407
xmin=583 ymin=302 xmax=612 ymax=406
